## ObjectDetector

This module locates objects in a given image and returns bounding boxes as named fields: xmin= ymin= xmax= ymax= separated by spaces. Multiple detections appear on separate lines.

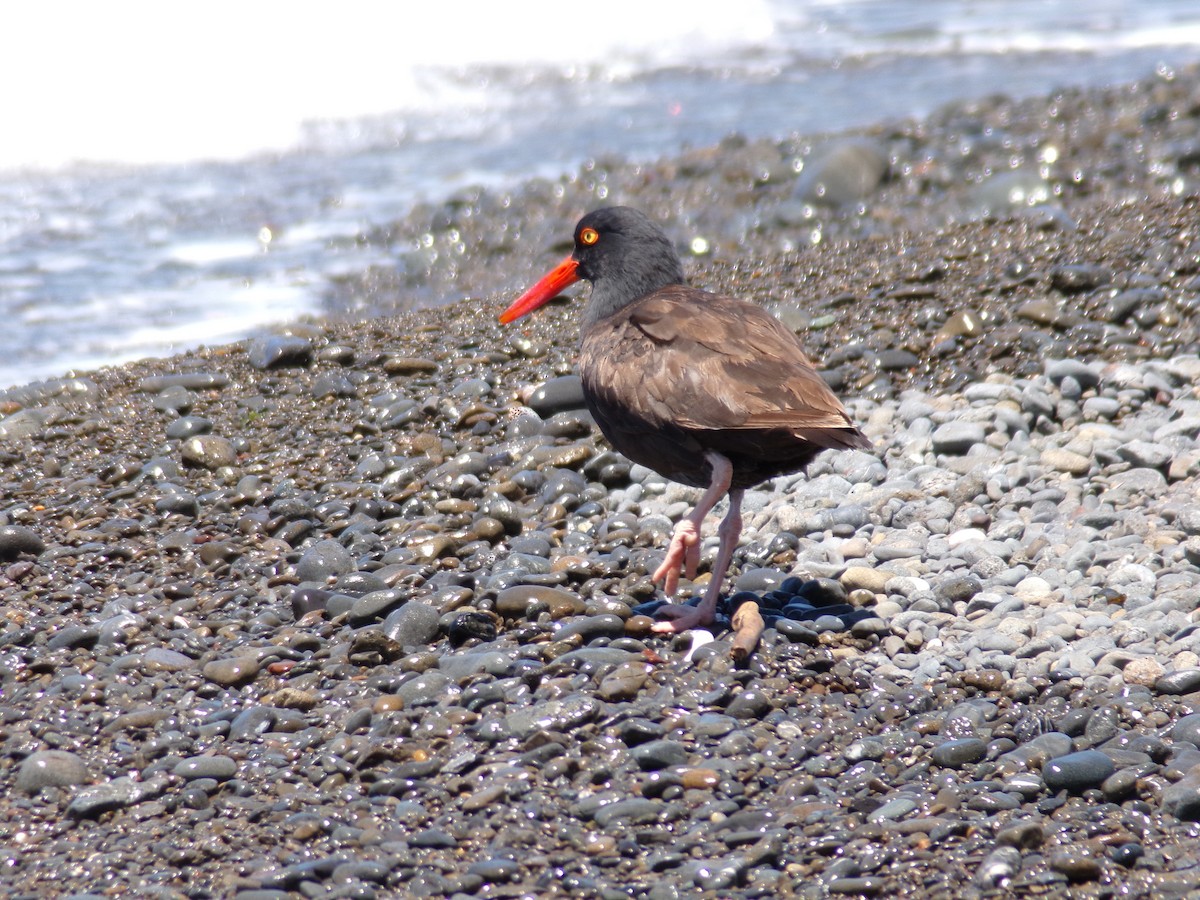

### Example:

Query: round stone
xmin=16 ymin=750 xmax=91 ymax=794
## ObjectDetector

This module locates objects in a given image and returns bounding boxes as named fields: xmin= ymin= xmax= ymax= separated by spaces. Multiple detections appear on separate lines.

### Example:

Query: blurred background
xmin=1 ymin=0 xmax=1198 ymax=388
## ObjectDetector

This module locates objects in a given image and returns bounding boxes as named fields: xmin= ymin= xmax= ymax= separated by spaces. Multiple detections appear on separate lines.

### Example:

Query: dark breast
xmin=579 ymin=285 xmax=870 ymax=490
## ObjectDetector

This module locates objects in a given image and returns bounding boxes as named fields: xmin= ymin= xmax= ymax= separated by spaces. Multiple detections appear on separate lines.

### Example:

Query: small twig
xmin=730 ymin=601 xmax=764 ymax=661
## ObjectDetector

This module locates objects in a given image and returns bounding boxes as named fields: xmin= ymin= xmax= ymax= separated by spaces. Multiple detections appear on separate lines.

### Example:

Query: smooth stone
xmin=383 ymin=356 xmax=438 ymax=375
xmin=466 ymin=858 xmax=520 ymax=883
xmin=1161 ymin=764 xmax=1200 ymax=821
xmin=932 ymin=738 xmax=988 ymax=768
xmin=1170 ymin=713 xmax=1200 ymax=746
xmin=164 ymin=415 xmax=213 ymax=439
xmin=396 ymin=671 xmax=457 ymax=708
xmin=1157 ymin=670 xmax=1200 ymax=695
xmin=496 ymin=585 xmax=583 ymax=619
xmin=967 ymin=169 xmax=1049 ymax=215
xmin=1119 ymin=440 xmax=1172 ymax=470
xmin=526 ymin=375 xmax=586 ymax=417
xmin=304 ymin=368 xmax=355 ymax=398
xmin=135 ymin=647 xmax=197 ymax=672
xmin=47 ymin=625 xmax=100 ymax=650
xmin=155 ymin=490 xmax=199 ymax=516
xmin=840 ymin=566 xmax=891 ymax=593
xmin=592 ymin=797 xmax=664 ymax=827
xmin=290 ymin=587 xmax=331 ymax=618
xmin=1041 ymin=448 xmax=1091 ymax=475
xmin=409 ymin=828 xmax=457 ymax=848
xmin=295 ymin=539 xmax=355 ymax=583
xmin=553 ymin=614 xmax=626 ymax=643
xmin=68 ymin=776 xmax=163 ymax=819
xmin=181 ymin=435 xmax=237 ymax=469
xmin=173 ymin=755 xmax=237 ymax=781
xmin=867 ymin=796 xmax=918 ymax=822
xmin=1047 ymin=266 xmax=1111 ymax=295
xmin=931 ymin=421 xmax=986 ymax=454
xmin=726 ymin=689 xmax=772 ymax=720
xmin=382 ymin=601 xmax=441 ymax=648
xmin=1044 ymin=358 xmax=1102 ymax=388
xmin=0 ymin=406 xmax=65 ymax=441
xmin=1043 ymin=749 xmax=1115 ymax=792
xmin=794 ymin=139 xmax=888 ymax=205
xmin=349 ymin=589 xmax=407 ymax=623
xmin=0 ymin=525 xmax=45 ymax=560
xmin=1049 ymin=851 xmax=1103 ymax=883
xmin=138 ymin=373 xmax=230 ymax=392
xmin=202 ymin=656 xmax=261 ymax=686
xmin=151 ymin=385 xmax=196 ymax=414
xmin=16 ymin=750 xmax=91 ymax=794
xmin=599 ymin=661 xmax=652 ymax=701
xmin=247 ymin=335 xmax=314 ymax=369
xmin=229 ymin=707 xmax=276 ymax=741
xmin=630 ymin=739 xmax=689 ymax=770
xmin=504 ymin=696 xmax=601 ymax=740
xmin=1122 ymin=657 xmax=1165 ymax=687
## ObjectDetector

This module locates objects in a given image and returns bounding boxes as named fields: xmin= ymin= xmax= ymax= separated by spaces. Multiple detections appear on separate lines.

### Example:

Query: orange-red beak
xmin=499 ymin=255 xmax=581 ymax=324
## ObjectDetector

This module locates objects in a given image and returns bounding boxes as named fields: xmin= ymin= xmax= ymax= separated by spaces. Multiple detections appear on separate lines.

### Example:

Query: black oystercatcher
xmin=500 ymin=207 xmax=870 ymax=633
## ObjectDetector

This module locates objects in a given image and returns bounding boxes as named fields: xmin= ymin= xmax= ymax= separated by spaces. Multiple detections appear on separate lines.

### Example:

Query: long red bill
xmin=499 ymin=255 xmax=580 ymax=324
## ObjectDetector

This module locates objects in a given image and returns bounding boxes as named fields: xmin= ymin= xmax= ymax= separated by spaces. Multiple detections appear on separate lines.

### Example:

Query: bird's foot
xmin=650 ymin=601 xmax=715 ymax=634
xmin=652 ymin=519 xmax=701 ymax=596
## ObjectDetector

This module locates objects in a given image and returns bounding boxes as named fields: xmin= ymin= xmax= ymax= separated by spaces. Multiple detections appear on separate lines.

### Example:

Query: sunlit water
xmin=0 ymin=0 xmax=1198 ymax=388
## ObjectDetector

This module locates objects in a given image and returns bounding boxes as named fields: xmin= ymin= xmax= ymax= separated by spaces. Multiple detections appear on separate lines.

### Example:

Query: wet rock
xmin=795 ymin=140 xmax=888 ymax=206
xmin=931 ymin=421 xmax=985 ymax=454
xmin=181 ymin=435 xmax=237 ymax=469
xmin=0 ymin=525 xmax=44 ymax=560
xmin=16 ymin=750 xmax=91 ymax=794
xmin=1043 ymin=749 xmax=1115 ymax=792
xmin=247 ymin=335 xmax=314 ymax=369
xmin=525 ymin=375 xmax=586 ymax=416
xmin=295 ymin=539 xmax=355 ymax=583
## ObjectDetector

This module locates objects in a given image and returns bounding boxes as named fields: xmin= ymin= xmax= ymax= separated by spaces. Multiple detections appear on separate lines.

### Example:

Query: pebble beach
xmin=5 ymin=65 xmax=1200 ymax=898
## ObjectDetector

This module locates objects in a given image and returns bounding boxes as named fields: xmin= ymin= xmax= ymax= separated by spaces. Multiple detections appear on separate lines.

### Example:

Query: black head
xmin=570 ymin=207 xmax=685 ymax=324
xmin=500 ymin=206 xmax=685 ymax=329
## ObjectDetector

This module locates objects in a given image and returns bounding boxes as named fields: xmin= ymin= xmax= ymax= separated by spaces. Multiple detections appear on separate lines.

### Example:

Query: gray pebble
xmin=931 ymin=421 xmax=986 ymax=454
xmin=295 ymin=539 xmax=355 ymax=582
xmin=173 ymin=755 xmax=238 ymax=781
xmin=16 ymin=750 xmax=91 ymax=794
xmin=0 ymin=525 xmax=44 ymax=560
xmin=1043 ymin=749 xmax=1115 ymax=792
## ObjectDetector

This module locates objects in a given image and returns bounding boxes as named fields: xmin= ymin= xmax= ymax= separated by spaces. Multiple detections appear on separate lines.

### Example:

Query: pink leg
xmin=651 ymin=452 xmax=732 ymax=595
xmin=652 ymin=460 xmax=744 ymax=634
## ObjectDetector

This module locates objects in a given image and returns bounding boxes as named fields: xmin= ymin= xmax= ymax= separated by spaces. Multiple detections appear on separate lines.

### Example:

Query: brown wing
xmin=623 ymin=287 xmax=859 ymax=431
xmin=580 ymin=286 xmax=869 ymax=488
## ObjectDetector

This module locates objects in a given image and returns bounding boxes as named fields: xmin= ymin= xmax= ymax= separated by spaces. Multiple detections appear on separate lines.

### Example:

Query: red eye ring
xmin=580 ymin=227 xmax=599 ymax=246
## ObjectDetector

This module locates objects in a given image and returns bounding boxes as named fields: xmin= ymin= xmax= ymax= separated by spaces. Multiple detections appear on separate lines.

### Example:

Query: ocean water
xmin=1 ymin=0 xmax=1198 ymax=389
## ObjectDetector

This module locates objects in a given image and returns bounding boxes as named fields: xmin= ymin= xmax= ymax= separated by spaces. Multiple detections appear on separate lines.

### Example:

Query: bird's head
xmin=499 ymin=206 xmax=684 ymax=325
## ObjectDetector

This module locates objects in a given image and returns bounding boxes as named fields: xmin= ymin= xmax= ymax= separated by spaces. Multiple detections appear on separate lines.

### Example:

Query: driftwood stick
xmin=730 ymin=601 xmax=765 ymax=661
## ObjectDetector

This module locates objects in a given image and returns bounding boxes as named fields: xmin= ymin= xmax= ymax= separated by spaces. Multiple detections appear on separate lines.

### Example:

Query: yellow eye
xmin=579 ymin=227 xmax=599 ymax=246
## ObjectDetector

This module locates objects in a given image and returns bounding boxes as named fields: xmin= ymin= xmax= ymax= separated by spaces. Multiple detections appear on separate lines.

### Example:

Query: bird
xmin=499 ymin=206 xmax=870 ymax=633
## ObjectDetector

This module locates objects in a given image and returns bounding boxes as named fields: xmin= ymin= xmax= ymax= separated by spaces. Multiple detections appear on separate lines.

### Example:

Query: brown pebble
xmin=1122 ymin=657 xmax=1165 ymax=687
xmin=384 ymin=356 xmax=438 ymax=375
xmin=584 ymin=835 xmax=617 ymax=856
xmin=961 ymin=670 xmax=1006 ymax=692
xmin=270 ymin=688 xmax=319 ymax=710
xmin=1049 ymin=851 xmax=1102 ymax=883
xmin=373 ymin=695 xmax=405 ymax=713
xmin=681 ymin=768 xmax=721 ymax=789
xmin=624 ymin=615 xmax=655 ymax=636
xmin=201 ymin=656 xmax=261 ymax=686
